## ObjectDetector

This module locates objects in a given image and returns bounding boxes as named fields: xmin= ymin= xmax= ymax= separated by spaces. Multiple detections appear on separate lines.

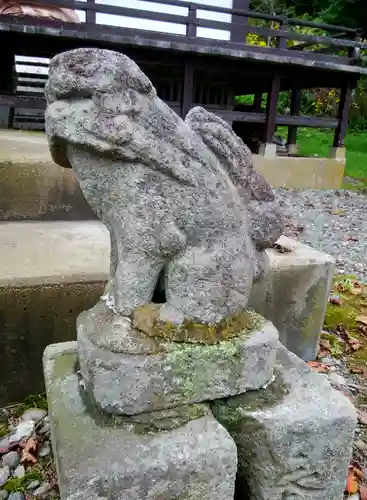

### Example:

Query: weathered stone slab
xmin=211 ymin=343 xmax=356 ymax=500
xmin=77 ymin=302 xmax=279 ymax=415
xmin=43 ymin=341 xmax=237 ymax=500
xmin=249 ymin=235 xmax=335 ymax=361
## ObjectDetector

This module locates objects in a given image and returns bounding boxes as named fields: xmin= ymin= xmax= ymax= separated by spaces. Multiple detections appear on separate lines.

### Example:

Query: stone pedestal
xmin=211 ymin=344 xmax=357 ymax=500
xmin=330 ymin=146 xmax=346 ymax=161
xmin=259 ymin=142 xmax=277 ymax=157
xmin=77 ymin=302 xmax=279 ymax=415
xmin=44 ymin=342 xmax=238 ymax=500
xmin=248 ymin=236 xmax=335 ymax=361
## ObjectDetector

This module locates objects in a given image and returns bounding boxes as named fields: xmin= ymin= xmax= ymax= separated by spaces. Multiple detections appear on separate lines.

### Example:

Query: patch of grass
xmin=277 ymin=127 xmax=367 ymax=183
xmin=297 ymin=128 xmax=367 ymax=181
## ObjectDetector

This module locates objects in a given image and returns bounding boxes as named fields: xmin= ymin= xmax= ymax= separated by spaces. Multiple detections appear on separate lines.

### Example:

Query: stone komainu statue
xmin=45 ymin=48 xmax=283 ymax=325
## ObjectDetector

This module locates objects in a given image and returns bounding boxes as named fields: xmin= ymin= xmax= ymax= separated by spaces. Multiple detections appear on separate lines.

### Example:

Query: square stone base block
xmin=44 ymin=342 xmax=237 ymax=500
xmin=77 ymin=303 xmax=279 ymax=415
xmin=249 ymin=235 xmax=335 ymax=361
xmin=212 ymin=344 xmax=356 ymax=500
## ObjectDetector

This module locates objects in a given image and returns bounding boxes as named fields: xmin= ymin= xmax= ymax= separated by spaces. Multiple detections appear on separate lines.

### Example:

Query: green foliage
xmin=3 ymin=468 xmax=43 ymax=493
xmin=12 ymin=392 xmax=48 ymax=418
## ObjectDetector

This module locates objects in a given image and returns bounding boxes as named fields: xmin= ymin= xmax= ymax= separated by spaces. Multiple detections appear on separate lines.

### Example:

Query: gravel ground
xmin=275 ymin=188 xmax=367 ymax=282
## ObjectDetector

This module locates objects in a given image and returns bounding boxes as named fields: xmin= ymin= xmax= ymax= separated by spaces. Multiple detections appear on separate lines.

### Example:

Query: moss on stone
xmin=211 ymin=368 xmax=289 ymax=433
xmin=0 ymin=422 xmax=8 ymax=437
xmin=132 ymin=304 xmax=263 ymax=344
xmin=323 ymin=274 xmax=367 ymax=368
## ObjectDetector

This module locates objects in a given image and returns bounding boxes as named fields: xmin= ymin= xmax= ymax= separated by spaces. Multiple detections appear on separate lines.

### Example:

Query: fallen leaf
xmin=329 ymin=295 xmax=343 ymax=306
xmin=317 ymin=349 xmax=330 ymax=359
xmin=356 ymin=316 xmax=367 ymax=326
xmin=271 ymin=243 xmax=292 ymax=253
xmin=358 ymin=410 xmax=367 ymax=426
xmin=353 ymin=466 xmax=365 ymax=481
xmin=350 ymin=367 xmax=366 ymax=375
xmin=306 ymin=361 xmax=329 ymax=373
xmin=20 ymin=437 xmax=37 ymax=464
xmin=360 ymin=485 xmax=367 ymax=500
xmin=319 ymin=339 xmax=331 ymax=351
xmin=345 ymin=469 xmax=359 ymax=494
xmin=350 ymin=287 xmax=362 ymax=296
xmin=348 ymin=337 xmax=362 ymax=352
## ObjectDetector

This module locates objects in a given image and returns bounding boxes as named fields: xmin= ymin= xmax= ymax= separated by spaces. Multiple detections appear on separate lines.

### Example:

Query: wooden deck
xmin=0 ymin=0 xmax=365 ymax=147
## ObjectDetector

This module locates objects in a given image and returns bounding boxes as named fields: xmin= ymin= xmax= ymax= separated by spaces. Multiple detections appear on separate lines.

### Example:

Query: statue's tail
xmin=185 ymin=107 xmax=283 ymax=250
xmin=185 ymin=106 xmax=275 ymax=202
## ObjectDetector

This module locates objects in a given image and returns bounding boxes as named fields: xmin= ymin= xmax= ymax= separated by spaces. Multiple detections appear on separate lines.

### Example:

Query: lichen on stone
xmin=210 ymin=367 xmax=289 ymax=432
xmin=132 ymin=303 xmax=263 ymax=345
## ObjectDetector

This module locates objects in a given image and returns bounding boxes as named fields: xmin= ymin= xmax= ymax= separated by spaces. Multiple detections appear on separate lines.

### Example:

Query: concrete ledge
xmin=0 ymin=221 xmax=108 ymax=287
xmin=0 ymin=131 xmax=344 ymax=223
xmin=253 ymin=155 xmax=344 ymax=190
xmin=0 ymin=221 xmax=334 ymax=404
xmin=0 ymin=130 xmax=95 ymax=221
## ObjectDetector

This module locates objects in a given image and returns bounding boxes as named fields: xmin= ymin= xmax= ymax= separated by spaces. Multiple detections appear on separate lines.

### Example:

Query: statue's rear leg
xmin=162 ymin=243 xmax=255 ymax=324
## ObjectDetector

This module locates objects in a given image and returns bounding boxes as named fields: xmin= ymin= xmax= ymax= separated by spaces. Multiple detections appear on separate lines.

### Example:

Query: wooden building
xmin=0 ymin=0 xmax=366 ymax=158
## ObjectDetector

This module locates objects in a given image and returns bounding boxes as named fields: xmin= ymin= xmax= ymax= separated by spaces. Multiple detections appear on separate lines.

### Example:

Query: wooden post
xmin=230 ymin=0 xmax=250 ymax=43
xmin=333 ymin=79 xmax=354 ymax=148
xmin=253 ymin=92 xmax=262 ymax=111
xmin=0 ymin=50 xmax=16 ymax=129
xmin=181 ymin=61 xmax=194 ymax=118
xmin=186 ymin=5 xmax=197 ymax=37
xmin=263 ymin=72 xmax=280 ymax=149
xmin=287 ymin=89 xmax=301 ymax=154
xmin=86 ymin=0 xmax=96 ymax=24
xmin=276 ymin=16 xmax=288 ymax=49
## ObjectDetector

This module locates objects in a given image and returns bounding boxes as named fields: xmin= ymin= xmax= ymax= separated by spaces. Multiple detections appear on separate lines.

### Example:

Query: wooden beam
xmin=216 ymin=108 xmax=338 ymax=128
xmin=0 ymin=94 xmax=339 ymax=130
xmin=264 ymin=72 xmax=280 ymax=143
xmin=333 ymin=79 xmax=354 ymax=147
xmin=287 ymin=89 xmax=301 ymax=148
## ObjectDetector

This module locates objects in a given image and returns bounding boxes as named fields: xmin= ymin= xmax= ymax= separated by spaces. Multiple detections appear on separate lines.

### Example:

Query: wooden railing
xmin=6 ymin=0 xmax=366 ymax=62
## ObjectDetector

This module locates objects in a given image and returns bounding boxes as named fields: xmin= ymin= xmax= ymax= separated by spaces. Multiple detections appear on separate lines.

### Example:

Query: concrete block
xmin=287 ymin=143 xmax=299 ymax=155
xmin=212 ymin=343 xmax=356 ymax=500
xmin=258 ymin=142 xmax=277 ymax=158
xmin=43 ymin=342 xmax=237 ymax=500
xmin=0 ymin=221 xmax=106 ymax=405
xmin=77 ymin=302 xmax=279 ymax=415
xmin=253 ymin=155 xmax=345 ymax=189
xmin=0 ymin=130 xmax=94 ymax=221
xmin=330 ymin=146 xmax=346 ymax=161
xmin=248 ymin=235 xmax=335 ymax=361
